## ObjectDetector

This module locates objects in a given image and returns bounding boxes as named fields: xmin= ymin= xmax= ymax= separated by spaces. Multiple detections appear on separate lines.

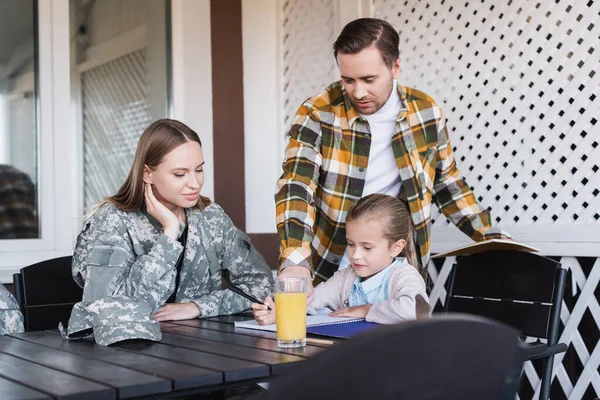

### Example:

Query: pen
xmin=223 ymin=270 xmax=272 ymax=310
xmin=306 ymin=337 xmax=335 ymax=346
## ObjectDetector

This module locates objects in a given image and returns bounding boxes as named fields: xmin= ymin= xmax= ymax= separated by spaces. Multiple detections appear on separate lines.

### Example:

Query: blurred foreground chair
xmin=262 ymin=315 xmax=526 ymax=400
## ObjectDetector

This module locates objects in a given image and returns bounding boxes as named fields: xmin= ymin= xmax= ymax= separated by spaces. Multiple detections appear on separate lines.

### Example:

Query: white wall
xmin=241 ymin=0 xmax=370 ymax=234
xmin=241 ymin=0 xmax=282 ymax=233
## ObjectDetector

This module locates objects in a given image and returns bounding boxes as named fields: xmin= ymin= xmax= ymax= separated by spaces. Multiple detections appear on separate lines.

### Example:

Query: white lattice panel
xmin=282 ymin=0 xmax=337 ymax=126
xmin=8 ymin=94 xmax=36 ymax=184
xmin=373 ymin=0 xmax=600 ymax=230
xmin=81 ymin=49 xmax=151 ymax=207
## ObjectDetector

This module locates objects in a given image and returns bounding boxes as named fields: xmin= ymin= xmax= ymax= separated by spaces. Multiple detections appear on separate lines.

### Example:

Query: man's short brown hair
xmin=333 ymin=18 xmax=400 ymax=68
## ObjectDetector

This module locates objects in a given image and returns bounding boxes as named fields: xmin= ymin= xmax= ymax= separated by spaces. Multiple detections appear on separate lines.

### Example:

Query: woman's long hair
xmin=102 ymin=119 xmax=211 ymax=212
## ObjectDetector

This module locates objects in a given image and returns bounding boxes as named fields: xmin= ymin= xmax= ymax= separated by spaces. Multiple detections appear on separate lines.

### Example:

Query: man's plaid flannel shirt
xmin=276 ymin=81 xmax=505 ymax=282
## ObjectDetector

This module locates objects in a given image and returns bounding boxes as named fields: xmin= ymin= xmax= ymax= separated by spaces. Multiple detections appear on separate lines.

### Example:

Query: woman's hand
xmin=329 ymin=304 xmax=372 ymax=319
xmin=145 ymin=183 xmax=180 ymax=240
xmin=251 ymin=297 xmax=276 ymax=325
xmin=152 ymin=302 xmax=201 ymax=321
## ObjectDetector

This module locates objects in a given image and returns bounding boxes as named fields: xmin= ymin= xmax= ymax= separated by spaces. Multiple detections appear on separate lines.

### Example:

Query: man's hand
xmin=482 ymin=230 xmax=513 ymax=241
xmin=277 ymin=265 xmax=314 ymax=305
xmin=329 ymin=304 xmax=372 ymax=319
xmin=152 ymin=302 xmax=201 ymax=321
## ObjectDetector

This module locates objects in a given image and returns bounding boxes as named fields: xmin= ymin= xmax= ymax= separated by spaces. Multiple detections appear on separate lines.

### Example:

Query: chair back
xmin=263 ymin=315 xmax=525 ymax=400
xmin=444 ymin=250 xmax=566 ymax=343
xmin=12 ymin=256 xmax=82 ymax=331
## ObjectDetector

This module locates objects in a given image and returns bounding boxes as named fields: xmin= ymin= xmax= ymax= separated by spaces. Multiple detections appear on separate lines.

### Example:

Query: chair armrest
xmin=523 ymin=342 xmax=568 ymax=361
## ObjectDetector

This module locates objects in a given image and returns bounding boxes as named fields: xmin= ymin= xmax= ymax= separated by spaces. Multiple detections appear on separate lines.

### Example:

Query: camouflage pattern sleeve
xmin=73 ymin=205 xmax=182 ymax=309
xmin=66 ymin=204 xmax=182 ymax=345
xmin=191 ymin=211 xmax=274 ymax=317
xmin=0 ymin=282 xmax=24 ymax=335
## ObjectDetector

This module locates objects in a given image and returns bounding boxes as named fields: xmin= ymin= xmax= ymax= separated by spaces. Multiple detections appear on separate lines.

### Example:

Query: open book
xmin=234 ymin=315 xmax=365 ymax=332
xmin=431 ymin=239 xmax=540 ymax=259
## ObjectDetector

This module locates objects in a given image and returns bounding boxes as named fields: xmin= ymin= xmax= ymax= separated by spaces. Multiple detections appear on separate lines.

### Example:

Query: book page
xmin=431 ymin=239 xmax=540 ymax=259
xmin=233 ymin=315 xmax=364 ymax=332
xmin=305 ymin=315 xmax=364 ymax=326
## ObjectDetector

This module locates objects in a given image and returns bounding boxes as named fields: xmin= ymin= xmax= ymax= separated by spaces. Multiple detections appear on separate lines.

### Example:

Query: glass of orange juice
xmin=274 ymin=277 xmax=307 ymax=348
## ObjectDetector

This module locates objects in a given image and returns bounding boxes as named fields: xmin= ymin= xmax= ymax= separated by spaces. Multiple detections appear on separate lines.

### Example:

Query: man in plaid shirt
xmin=276 ymin=18 xmax=507 ymax=295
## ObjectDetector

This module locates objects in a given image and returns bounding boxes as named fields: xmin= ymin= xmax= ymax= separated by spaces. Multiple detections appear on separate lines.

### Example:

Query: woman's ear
xmin=390 ymin=238 xmax=406 ymax=257
xmin=143 ymin=165 xmax=153 ymax=184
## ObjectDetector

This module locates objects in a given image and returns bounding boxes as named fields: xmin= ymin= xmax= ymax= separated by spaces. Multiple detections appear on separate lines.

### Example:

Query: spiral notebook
xmin=234 ymin=315 xmax=380 ymax=339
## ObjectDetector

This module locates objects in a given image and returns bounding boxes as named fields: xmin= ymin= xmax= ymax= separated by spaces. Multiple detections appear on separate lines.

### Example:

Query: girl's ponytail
xmin=401 ymin=223 xmax=421 ymax=271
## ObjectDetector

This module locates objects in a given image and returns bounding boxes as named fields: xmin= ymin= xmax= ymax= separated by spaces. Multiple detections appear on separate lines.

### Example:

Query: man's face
xmin=337 ymin=45 xmax=400 ymax=115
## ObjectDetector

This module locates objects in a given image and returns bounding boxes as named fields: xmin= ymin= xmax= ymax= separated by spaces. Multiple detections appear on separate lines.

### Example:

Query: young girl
xmin=253 ymin=194 xmax=429 ymax=325
xmin=65 ymin=119 xmax=273 ymax=346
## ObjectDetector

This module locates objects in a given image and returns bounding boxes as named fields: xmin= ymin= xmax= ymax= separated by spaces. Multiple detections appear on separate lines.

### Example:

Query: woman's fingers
xmin=152 ymin=303 xmax=200 ymax=321
xmin=256 ymin=313 xmax=274 ymax=326
xmin=144 ymin=184 xmax=155 ymax=213
xmin=251 ymin=302 xmax=268 ymax=310
xmin=253 ymin=309 xmax=269 ymax=317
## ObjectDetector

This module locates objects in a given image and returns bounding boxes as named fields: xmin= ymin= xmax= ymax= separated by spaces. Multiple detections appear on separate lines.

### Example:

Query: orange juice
xmin=274 ymin=291 xmax=307 ymax=341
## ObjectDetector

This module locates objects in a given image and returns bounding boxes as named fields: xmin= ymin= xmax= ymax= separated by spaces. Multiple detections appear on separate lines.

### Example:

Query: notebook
xmin=234 ymin=315 xmax=381 ymax=339
xmin=306 ymin=320 xmax=380 ymax=339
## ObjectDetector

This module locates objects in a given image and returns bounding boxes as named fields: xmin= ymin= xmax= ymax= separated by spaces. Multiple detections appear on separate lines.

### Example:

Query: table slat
xmin=0 ymin=376 xmax=52 ymax=400
xmin=174 ymin=317 xmax=340 ymax=346
xmin=114 ymin=340 xmax=269 ymax=382
xmin=205 ymin=314 xmax=253 ymax=323
xmin=165 ymin=321 xmax=325 ymax=357
xmin=159 ymin=331 xmax=304 ymax=374
xmin=9 ymin=331 xmax=222 ymax=391
xmin=0 ymin=352 xmax=114 ymax=400
xmin=0 ymin=336 xmax=169 ymax=399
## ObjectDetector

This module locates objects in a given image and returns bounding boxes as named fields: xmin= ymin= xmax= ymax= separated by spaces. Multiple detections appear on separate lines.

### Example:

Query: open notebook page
xmin=234 ymin=315 xmax=364 ymax=332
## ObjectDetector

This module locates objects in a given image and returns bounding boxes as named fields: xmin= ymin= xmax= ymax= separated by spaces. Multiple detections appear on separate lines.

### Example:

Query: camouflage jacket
xmin=65 ymin=202 xmax=274 ymax=346
xmin=0 ymin=283 xmax=24 ymax=335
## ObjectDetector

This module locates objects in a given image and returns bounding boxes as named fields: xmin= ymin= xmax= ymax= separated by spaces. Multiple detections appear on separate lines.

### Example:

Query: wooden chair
xmin=263 ymin=315 xmax=526 ymax=400
xmin=12 ymin=256 xmax=82 ymax=331
xmin=444 ymin=250 xmax=567 ymax=400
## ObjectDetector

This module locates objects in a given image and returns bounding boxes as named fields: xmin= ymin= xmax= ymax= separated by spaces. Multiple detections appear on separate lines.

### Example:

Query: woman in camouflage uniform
xmin=65 ymin=119 xmax=273 ymax=346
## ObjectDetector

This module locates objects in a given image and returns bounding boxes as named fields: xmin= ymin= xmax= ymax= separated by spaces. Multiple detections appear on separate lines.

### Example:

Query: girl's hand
xmin=251 ymin=297 xmax=276 ymax=325
xmin=145 ymin=183 xmax=180 ymax=240
xmin=152 ymin=302 xmax=201 ymax=321
xmin=329 ymin=304 xmax=372 ymax=319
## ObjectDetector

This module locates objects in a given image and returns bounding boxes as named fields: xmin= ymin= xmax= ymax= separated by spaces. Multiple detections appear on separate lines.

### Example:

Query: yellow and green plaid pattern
xmin=276 ymin=81 xmax=503 ymax=281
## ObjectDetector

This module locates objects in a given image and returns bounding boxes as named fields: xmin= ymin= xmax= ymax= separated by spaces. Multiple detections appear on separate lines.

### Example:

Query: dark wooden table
xmin=0 ymin=314 xmax=340 ymax=399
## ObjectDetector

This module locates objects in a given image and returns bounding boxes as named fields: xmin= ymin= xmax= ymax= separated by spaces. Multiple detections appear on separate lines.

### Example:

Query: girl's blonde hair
xmin=101 ymin=119 xmax=211 ymax=212
xmin=346 ymin=193 xmax=420 ymax=270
